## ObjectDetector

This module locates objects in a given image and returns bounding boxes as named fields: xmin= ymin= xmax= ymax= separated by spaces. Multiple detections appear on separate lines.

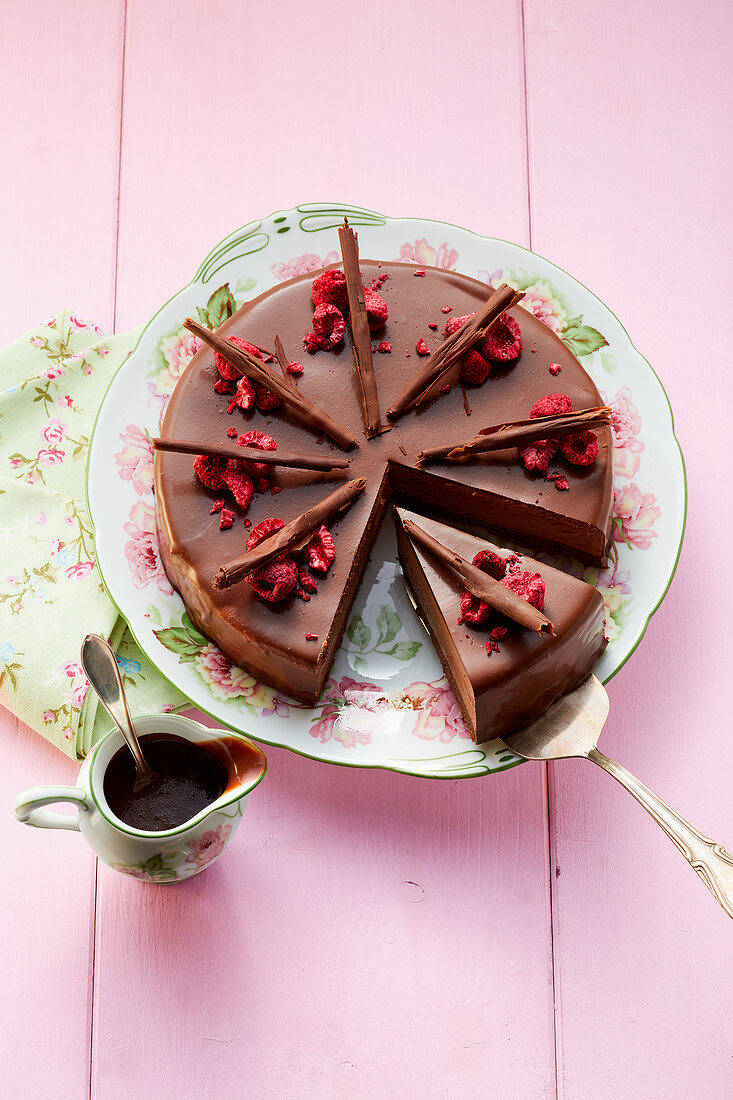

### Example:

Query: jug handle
xmin=13 ymin=786 xmax=88 ymax=831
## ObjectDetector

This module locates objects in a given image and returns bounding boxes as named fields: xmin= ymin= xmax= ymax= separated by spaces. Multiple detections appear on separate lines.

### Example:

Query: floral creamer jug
xmin=13 ymin=714 xmax=267 ymax=883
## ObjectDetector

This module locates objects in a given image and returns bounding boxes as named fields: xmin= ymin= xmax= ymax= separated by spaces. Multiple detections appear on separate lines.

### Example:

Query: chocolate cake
xmin=155 ymin=253 xmax=613 ymax=714
xmin=394 ymin=508 xmax=607 ymax=743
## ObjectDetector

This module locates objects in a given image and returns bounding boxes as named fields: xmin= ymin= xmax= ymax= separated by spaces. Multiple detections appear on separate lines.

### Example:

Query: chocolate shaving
xmin=401 ymin=516 xmax=554 ymax=634
xmin=152 ymin=437 xmax=350 ymax=472
xmin=274 ymin=335 xmax=297 ymax=392
xmin=213 ymin=477 xmax=367 ymax=590
xmin=386 ymin=283 xmax=524 ymax=419
xmin=417 ymin=407 xmax=612 ymax=466
xmin=183 ymin=318 xmax=358 ymax=451
xmin=338 ymin=218 xmax=385 ymax=437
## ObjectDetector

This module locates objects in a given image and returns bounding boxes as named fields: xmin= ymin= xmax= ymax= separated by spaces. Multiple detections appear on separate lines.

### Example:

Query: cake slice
xmin=394 ymin=507 xmax=607 ymax=743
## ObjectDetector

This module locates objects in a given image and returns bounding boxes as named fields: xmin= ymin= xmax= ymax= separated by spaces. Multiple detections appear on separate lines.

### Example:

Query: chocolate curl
xmin=386 ymin=283 xmax=524 ymax=420
xmin=417 ymin=407 xmax=612 ymax=465
xmin=152 ymin=437 xmax=350 ymax=472
xmin=401 ymin=516 xmax=554 ymax=635
xmin=338 ymin=218 xmax=385 ymax=437
xmin=274 ymin=334 xmax=297 ymax=393
xmin=213 ymin=477 xmax=367 ymax=590
xmin=184 ymin=318 xmax=359 ymax=451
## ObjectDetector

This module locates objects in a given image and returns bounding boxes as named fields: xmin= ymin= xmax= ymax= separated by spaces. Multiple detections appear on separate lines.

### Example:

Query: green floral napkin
xmin=0 ymin=312 xmax=186 ymax=758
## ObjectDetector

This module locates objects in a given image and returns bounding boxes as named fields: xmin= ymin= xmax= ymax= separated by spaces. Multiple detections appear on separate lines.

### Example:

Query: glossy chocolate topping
xmin=156 ymin=262 xmax=613 ymax=704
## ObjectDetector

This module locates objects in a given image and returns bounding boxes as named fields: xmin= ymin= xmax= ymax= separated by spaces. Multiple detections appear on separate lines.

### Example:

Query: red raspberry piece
xmin=363 ymin=286 xmax=388 ymax=331
xmin=441 ymin=305 xmax=453 ymax=314
xmin=460 ymin=349 xmax=492 ymax=386
xmin=376 ymin=341 xmax=391 ymax=354
xmin=254 ymin=382 xmax=281 ymax=412
xmin=215 ymin=335 xmax=261 ymax=380
xmin=372 ymin=273 xmax=389 ymax=290
xmin=480 ymin=313 xmax=522 ymax=362
xmin=460 ymin=590 xmax=490 ymax=625
xmin=256 ymin=477 xmax=270 ymax=493
xmin=246 ymin=557 xmax=298 ymax=603
xmin=416 ymin=338 xmax=430 ymax=356
xmin=271 ymin=486 xmax=281 ymax=494
xmin=286 ymin=359 xmax=303 ymax=375
xmin=439 ymin=384 xmax=451 ymax=394
xmin=312 ymin=303 xmax=346 ymax=348
xmin=560 ymin=431 xmax=599 ymax=466
xmin=221 ymin=463 xmax=253 ymax=510
xmin=549 ymin=474 xmax=569 ymax=490
xmin=548 ymin=362 xmax=562 ymax=376
xmin=194 ymin=453 xmax=227 ymax=491
xmin=219 ymin=508 xmax=235 ymax=530
xmin=472 ymin=549 xmax=507 ymax=580
xmin=226 ymin=426 xmax=238 ymax=438
xmin=490 ymin=626 xmax=507 ymax=641
xmin=227 ymin=374 xmax=256 ymax=413
xmin=304 ymin=525 xmax=335 ymax=572
xmin=303 ymin=331 xmax=319 ymax=355
xmin=246 ymin=516 xmax=285 ymax=552
xmin=305 ymin=632 xmax=318 ymax=641
xmin=428 ymin=322 xmax=438 ymax=330
xmin=444 ymin=313 xmax=474 ymax=337
xmin=485 ymin=641 xmax=493 ymax=656
xmin=214 ymin=377 xmax=234 ymax=395
xmin=298 ymin=570 xmax=318 ymax=593
xmin=311 ymin=269 xmax=349 ymax=312
xmin=209 ymin=499 xmax=225 ymax=514
xmin=500 ymin=570 xmax=546 ymax=612
xmin=530 ymin=393 xmax=573 ymax=418
xmin=520 ymin=440 xmax=557 ymax=474
xmin=237 ymin=430 xmax=277 ymax=479
xmin=413 ymin=268 xmax=426 ymax=276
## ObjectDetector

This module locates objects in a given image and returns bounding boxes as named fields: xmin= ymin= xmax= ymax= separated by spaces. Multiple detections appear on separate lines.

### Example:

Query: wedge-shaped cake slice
xmin=394 ymin=507 xmax=607 ymax=743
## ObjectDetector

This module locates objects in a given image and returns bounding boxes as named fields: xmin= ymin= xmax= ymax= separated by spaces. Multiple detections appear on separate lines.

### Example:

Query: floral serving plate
xmin=86 ymin=204 xmax=686 ymax=779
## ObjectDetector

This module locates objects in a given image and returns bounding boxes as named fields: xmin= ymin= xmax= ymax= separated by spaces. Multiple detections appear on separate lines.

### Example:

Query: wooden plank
xmin=0 ymin=0 xmax=125 ymax=341
xmin=525 ymin=1 xmax=733 ymax=1095
xmin=0 ymin=710 xmax=97 ymax=1098
xmin=94 ymin=2 xmax=558 ymax=1095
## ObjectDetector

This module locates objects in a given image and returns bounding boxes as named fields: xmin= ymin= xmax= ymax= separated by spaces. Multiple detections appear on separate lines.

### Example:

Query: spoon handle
xmin=81 ymin=634 xmax=154 ymax=785
xmin=588 ymin=746 xmax=733 ymax=920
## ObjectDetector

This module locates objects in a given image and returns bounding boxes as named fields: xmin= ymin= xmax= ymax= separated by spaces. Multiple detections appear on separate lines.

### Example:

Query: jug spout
xmin=201 ymin=731 xmax=268 ymax=810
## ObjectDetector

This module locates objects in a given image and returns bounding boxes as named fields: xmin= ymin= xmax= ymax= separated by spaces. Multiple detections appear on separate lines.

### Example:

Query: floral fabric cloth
xmin=0 ymin=313 xmax=186 ymax=759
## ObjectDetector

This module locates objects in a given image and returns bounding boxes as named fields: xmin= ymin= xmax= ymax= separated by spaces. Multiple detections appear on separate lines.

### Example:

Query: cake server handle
xmin=588 ymin=746 xmax=733 ymax=919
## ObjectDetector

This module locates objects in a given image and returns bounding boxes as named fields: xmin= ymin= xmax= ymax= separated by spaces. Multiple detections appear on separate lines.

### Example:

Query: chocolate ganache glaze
xmin=155 ymin=262 xmax=613 ymax=707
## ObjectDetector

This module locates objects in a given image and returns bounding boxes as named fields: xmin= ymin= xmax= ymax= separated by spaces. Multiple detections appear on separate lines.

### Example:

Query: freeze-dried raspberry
xmin=214 ymin=377 xmax=234 ymax=395
xmin=413 ymin=268 xmax=426 ymax=277
xmin=441 ymin=305 xmax=453 ymax=314
xmin=303 ymin=331 xmax=320 ymax=354
xmin=256 ymin=477 xmax=270 ymax=494
xmin=311 ymin=269 xmax=349 ymax=312
xmin=416 ymin=338 xmax=430 ymax=356
xmin=271 ymin=486 xmax=282 ymax=495
xmin=460 ymin=590 xmax=490 ymax=625
xmin=215 ymin=335 xmax=261 ymax=380
xmin=246 ymin=516 xmax=285 ymax=552
xmin=439 ymin=384 xmax=451 ymax=394
xmin=561 ymin=431 xmax=599 ymax=466
xmin=363 ymin=286 xmax=388 ymax=331
xmin=376 ymin=341 xmax=391 ymax=354
xmin=460 ymin=349 xmax=492 ymax=386
xmin=219 ymin=508 xmax=235 ymax=530
xmin=490 ymin=626 xmax=507 ymax=641
xmin=500 ymin=569 xmax=546 ymax=612
xmin=473 ymin=549 xmax=507 ymax=580
xmin=209 ymin=499 xmax=225 ymax=514
xmin=549 ymin=474 xmax=569 ymax=490
xmin=312 ymin=303 xmax=346 ymax=348
xmin=286 ymin=359 xmax=303 ymax=375
xmin=520 ymin=440 xmax=557 ymax=474
xmin=226 ymin=426 xmax=238 ymax=438
xmin=221 ymin=463 xmax=253 ymax=510
xmin=445 ymin=313 xmax=474 ymax=337
xmin=194 ymin=453 xmax=227 ymax=491
xmin=246 ymin=557 xmax=298 ymax=603
xmin=304 ymin=525 xmax=335 ymax=572
xmin=254 ymin=382 xmax=281 ymax=411
xmin=428 ymin=322 xmax=438 ymax=330
xmin=299 ymin=570 xmax=318 ymax=593
xmin=548 ymin=362 xmax=562 ymax=376
xmin=480 ymin=313 xmax=522 ymax=362
xmin=530 ymin=393 xmax=573 ymax=418
xmin=372 ymin=273 xmax=389 ymax=290
xmin=227 ymin=373 xmax=256 ymax=413
xmin=237 ymin=430 xmax=277 ymax=479
xmin=305 ymin=632 xmax=318 ymax=641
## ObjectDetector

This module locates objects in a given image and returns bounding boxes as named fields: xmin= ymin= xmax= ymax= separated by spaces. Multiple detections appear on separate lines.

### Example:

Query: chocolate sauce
xmin=103 ymin=733 xmax=228 ymax=831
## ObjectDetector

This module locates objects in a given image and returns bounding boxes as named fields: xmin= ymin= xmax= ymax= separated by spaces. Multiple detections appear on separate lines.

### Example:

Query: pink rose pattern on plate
xmin=133 ymin=260 xmax=663 ymax=747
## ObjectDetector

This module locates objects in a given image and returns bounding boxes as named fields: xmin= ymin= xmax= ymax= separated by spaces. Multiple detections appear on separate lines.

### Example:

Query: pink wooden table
xmin=2 ymin=2 xmax=732 ymax=1095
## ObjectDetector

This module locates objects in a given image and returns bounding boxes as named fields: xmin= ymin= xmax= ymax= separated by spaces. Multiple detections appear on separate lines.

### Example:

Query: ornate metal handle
xmin=588 ymin=747 xmax=733 ymax=919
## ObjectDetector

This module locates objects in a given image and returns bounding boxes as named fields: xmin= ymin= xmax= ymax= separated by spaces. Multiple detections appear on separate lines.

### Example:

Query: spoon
xmin=504 ymin=675 xmax=733 ymax=919
xmin=80 ymin=634 xmax=156 ymax=791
